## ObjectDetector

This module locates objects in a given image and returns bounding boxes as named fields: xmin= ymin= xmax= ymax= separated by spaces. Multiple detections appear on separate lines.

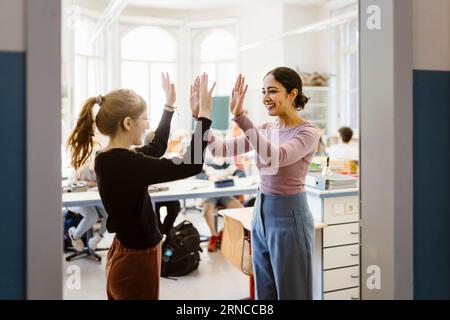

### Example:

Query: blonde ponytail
xmin=67 ymin=97 xmax=97 ymax=169
xmin=68 ymin=89 xmax=147 ymax=169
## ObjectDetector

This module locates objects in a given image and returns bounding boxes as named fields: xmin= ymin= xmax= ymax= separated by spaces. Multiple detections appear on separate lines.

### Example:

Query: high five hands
xmin=161 ymin=72 xmax=176 ymax=107
xmin=190 ymin=73 xmax=247 ymax=118
xmin=229 ymin=74 xmax=248 ymax=117
xmin=190 ymin=73 xmax=215 ymax=119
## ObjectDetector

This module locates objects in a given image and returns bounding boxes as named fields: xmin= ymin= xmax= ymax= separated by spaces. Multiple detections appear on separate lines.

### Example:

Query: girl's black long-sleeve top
xmin=95 ymin=110 xmax=212 ymax=249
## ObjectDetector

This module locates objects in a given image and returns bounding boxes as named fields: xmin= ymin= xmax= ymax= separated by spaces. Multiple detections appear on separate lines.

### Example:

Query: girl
xmin=67 ymin=155 xmax=108 ymax=252
xmin=67 ymin=73 xmax=215 ymax=300
xmin=205 ymin=67 xmax=320 ymax=299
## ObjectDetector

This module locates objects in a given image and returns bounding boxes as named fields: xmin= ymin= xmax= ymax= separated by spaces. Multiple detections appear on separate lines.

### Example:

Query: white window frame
xmin=118 ymin=22 xmax=181 ymax=129
xmin=191 ymin=27 xmax=238 ymax=96
xmin=330 ymin=5 xmax=359 ymax=136
xmin=69 ymin=10 xmax=107 ymax=134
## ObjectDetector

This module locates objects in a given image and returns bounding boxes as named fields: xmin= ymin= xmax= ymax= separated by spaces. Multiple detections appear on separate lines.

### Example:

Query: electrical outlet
xmin=345 ymin=202 xmax=357 ymax=214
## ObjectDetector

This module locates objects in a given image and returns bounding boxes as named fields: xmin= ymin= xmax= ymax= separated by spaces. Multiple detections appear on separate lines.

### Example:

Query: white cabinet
xmin=323 ymin=223 xmax=359 ymax=247
xmin=324 ymin=266 xmax=360 ymax=292
xmin=324 ymin=287 xmax=360 ymax=300
xmin=307 ymin=189 xmax=360 ymax=300
xmin=323 ymin=244 xmax=359 ymax=269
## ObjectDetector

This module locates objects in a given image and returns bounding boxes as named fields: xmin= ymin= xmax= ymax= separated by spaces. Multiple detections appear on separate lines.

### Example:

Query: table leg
xmin=248 ymin=232 xmax=255 ymax=300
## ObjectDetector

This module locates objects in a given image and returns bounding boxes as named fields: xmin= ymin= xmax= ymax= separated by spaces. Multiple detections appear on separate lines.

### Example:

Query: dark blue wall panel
xmin=0 ymin=51 xmax=26 ymax=299
xmin=413 ymin=69 xmax=450 ymax=299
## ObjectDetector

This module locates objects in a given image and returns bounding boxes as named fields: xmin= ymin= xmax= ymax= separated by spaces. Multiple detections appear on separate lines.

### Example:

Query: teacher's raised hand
xmin=229 ymin=74 xmax=248 ymax=117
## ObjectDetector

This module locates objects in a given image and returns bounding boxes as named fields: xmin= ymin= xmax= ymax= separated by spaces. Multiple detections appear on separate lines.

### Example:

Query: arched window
xmin=121 ymin=26 xmax=178 ymax=128
xmin=200 ymin=30 xmax=237 ymax=62
xmin=195 ymin=29 xmax=237 ymax=96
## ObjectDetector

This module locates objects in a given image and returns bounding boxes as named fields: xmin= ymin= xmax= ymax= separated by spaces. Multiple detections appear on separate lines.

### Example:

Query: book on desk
xmin=148 ymin=185 xmax=170 ymax=193
xmin=63 ymin=182 xmax=89 ymax=193
xmin=305 ymin=172 xmax=358 ymax=190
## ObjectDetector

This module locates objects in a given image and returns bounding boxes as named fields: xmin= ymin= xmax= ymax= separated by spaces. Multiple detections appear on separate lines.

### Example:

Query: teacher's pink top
xmin=208 ymin=114 xmax=320 ymax=195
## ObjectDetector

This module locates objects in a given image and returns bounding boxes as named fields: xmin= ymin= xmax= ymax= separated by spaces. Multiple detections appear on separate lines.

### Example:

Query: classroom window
xmin=331 ymin=6 xmax=359 ymax=133
xmin=194 ymin=29 xmax=237 ymax=96
xmin=120 ymin=26 xmax=178 ymax=128
xmin=61 ymin=15 xmax=105 ymax=167
xmin=73 ymin=17 xmax=105 ymax=124
xmin=340 ymin=18 xmax=359 ymax=131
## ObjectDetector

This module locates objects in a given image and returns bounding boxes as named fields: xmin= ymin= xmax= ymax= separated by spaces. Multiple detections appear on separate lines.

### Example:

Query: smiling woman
xmin=206 ymin=68 xmax=320 ymax=299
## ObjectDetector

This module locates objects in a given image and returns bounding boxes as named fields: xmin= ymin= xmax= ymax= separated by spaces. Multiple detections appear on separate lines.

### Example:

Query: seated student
xmin=142 ymin=131 xmax=181 ymax=236
xmin=326 ymin=126 xmax=358 ymax=160
xmin=67 ymin=155 xmax=108 ymax=252
xmin=197 ymin=152 xmax=245 ymax=252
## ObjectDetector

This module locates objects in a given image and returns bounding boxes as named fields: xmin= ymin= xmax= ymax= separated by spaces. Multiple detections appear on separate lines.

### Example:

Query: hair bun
xmin=296 ymin=92 xmax=310 ymax=111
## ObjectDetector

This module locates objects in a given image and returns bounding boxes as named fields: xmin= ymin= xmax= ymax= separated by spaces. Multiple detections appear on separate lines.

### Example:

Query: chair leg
xmin=180 ymin=199 xmax=202 ymax=214
xmin=65 ymin=247 xmax=107 ymax=262
xmin=214 ymin=213 xmax=219 ymax=235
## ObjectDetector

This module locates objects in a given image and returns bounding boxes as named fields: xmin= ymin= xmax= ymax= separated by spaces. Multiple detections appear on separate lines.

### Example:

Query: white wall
xmin=283 ymin=5 xmax=322 ymax=73
xmin=238 ymin=4 xmax=330 ymax=126
xmin=413 ymin=0 xmax=450 ymax=71
xmin=0 ymin=0 xmax=25 ymax=51
xmin=238 ymin=4 xmax=285 ymax=125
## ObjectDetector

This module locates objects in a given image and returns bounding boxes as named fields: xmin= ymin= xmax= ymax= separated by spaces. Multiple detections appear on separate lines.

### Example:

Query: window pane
xmin=200 ymin=30 xmax=237 ymax=62
xmin=74 ymin=56 xmax=87 ymax=120
xmin=349 ymin=19 xmax=358 ymax=46
xmin=349 ymin=52 xmax=358 ymax=89
xmin=349 ymin=90 xmax=358 ymax=129
xmin=121 ymin=61 xmax=149 ymax=106
xmin=200 ymin=63 xmax=216 ymax=87
xmin=74 ymin=18 xmax=103 ymax=56
xmin=87 ymin=59 xmax=104 ymax=97
xmin=217 ymin=62 xmax=237 ymax=96
xmin=121 ymin=26 xmax=177 ymax=61
xmin=150 ymin=63 xmax=177 ymax=128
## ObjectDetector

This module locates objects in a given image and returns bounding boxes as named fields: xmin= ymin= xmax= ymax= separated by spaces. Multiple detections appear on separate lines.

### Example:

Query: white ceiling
xmin=126 ymin=0 xmax=326 ymax=10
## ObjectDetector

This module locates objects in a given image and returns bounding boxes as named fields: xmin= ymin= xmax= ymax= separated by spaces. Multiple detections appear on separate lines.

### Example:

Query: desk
xmin=62 ymin=177 xmax=359 ymax=299
xmin=62 ymin=176 xmax=259 ymax=207
xmin=62 ymin=175 xmax=356 ymax=207
xmin=219 ymin=207 xmax=326 ymax=300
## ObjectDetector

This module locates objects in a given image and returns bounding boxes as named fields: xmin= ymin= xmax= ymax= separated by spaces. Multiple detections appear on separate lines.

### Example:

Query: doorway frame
xmin=26 ymin=0 xmax=414 ymax=299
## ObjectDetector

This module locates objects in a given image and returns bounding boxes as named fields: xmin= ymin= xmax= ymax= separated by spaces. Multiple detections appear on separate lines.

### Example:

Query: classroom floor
xmin=63 ymin=207 xmax=249 ymax=300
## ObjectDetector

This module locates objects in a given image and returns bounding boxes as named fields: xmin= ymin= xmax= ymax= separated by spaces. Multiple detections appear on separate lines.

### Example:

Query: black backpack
xmin=161 ymin=220 xmax=202 ymax=277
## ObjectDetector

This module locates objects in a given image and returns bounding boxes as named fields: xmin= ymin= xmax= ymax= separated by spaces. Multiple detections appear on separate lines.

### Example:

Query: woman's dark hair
xmin=265 ymin=67 xmax=310 ymax=111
